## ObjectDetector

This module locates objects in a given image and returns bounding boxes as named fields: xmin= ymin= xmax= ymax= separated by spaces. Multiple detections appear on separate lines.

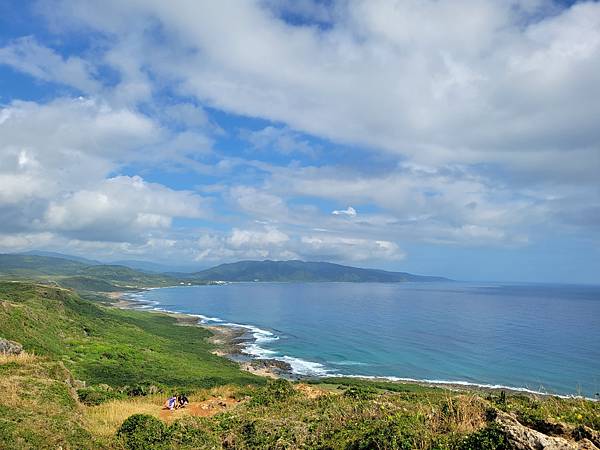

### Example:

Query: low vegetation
xmin=0 ymin=253 xmax=196 ymax=291
xmin=1 ymin=281 xmax=598 ymax=449
xmin=0 ymin=282 xmax=262 ymax=390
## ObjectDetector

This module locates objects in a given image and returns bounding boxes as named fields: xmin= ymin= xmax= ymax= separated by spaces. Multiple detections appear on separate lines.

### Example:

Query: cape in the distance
xmin=185 ymin=259 xmax=450 ymax=282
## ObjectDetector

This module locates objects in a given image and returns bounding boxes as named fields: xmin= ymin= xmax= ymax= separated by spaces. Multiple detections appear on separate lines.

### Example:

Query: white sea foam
xmin=195 ymin=315 xmax=224 ymax=324
xmin=330 ymin=361 xmax=369 ymax=366
xmin=328 ymin=374 xmax=595 ymax=400
xmin=279 ymin=356 xmax=330 ymax=376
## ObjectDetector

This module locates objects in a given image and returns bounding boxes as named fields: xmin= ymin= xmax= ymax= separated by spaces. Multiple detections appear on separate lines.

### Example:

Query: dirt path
xmin=159 ymin=397 xmax=240 ymax=422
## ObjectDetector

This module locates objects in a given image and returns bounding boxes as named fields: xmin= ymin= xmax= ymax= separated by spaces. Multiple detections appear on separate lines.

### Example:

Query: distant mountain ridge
xmin=189 ymin=260 xmax=448 ymax=282
xmin=1 ymin=253 xmax=448 ymax=285
xmin=18 ymin=251 xmax=198 ymax=273
xmin=0 ymin=254 xmax=185 ymax=291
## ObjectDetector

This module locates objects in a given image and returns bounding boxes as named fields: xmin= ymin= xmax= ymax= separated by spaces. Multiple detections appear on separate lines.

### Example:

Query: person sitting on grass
xmin=177 ymin=394 xmax=189 ymax=409
xmin=164 ymin=395 xmax=177 ymax=410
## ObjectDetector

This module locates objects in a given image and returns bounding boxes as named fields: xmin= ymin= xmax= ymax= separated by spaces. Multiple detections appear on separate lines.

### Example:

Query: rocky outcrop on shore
xmin=249 ymin=359 xmax=293 ymax=374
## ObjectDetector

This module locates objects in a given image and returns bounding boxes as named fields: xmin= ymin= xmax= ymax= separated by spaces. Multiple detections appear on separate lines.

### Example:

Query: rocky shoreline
xmin=109 ymin=291 xmax=297 ymax=379
xmin=203 ymin=324 xmax=295 ymax=379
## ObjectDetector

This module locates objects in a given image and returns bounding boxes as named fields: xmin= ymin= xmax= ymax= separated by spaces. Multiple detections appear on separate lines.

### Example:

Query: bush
xmin=167 ymin=417 xmax=220 ymax=448
xmin=77 ymin=386 xmax=124 ymax=406
xmin=126 ymin=383 xmax=164 ymax=397
xmin=249 ymin=379 xmax=297 ymax=406
xmin=459 ymin=424 xmax=510 ymax=450
xmin=343 ymin=386 xmax=377 ymax=400
xmin=117 ymin=414 xmax=166 ymax=450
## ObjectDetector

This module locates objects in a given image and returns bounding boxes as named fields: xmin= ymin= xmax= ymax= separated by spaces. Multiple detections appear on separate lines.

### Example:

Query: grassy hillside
xmin=0 ymin=282 xmax=261 ymax=390
xmin=0 ymin=353 xmax=99 ymax=449
xmin=191 ymin=259 xmax=449 ymax=282
xmin=0 ymin=254 xmax=187 ymax=290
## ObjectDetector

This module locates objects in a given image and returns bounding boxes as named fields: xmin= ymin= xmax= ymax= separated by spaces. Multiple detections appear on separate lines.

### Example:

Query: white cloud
xmin=228 ymin=227 xmax=289 ymax=248
xmin=241 ymin=126 xmax=316 ymax=156
xmin=0 ymin=98 xmax=212 ymax=244
xmin=164 ymin=103 xmax=210 ymax=129
xmin=44 ymin=176 xmax=206 ymax=242
xmin=43 ymin=0 xmax=599 ymax=181
xmin=332 ymin=206 xmax=357 ymax=217
xmin=301 ymin=234 xmax=404 ymax=261
xmin=0 ymin=0 xmax=597 ymax=270
xmin=0 ymin=36 xmax=101 ymax=93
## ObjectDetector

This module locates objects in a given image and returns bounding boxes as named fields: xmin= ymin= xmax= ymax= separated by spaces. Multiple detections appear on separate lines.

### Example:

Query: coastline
xmin=108 ymin=290 xmax=295 ymax=379
xmin=107 ymin=289 xmax=595 ymax=400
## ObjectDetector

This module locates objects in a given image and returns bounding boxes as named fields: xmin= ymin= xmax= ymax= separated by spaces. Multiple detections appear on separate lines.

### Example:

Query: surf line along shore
xmin=106 ymin=290 xmax=593 ymax=399
xmin=107 ymin=290 xmax=296 ymax=379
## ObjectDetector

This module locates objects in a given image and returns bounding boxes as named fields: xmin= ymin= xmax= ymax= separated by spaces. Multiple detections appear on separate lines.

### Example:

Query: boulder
xmin=0 ymin=338 xmax=23 ymax=355
xmin=496 ymin=411 xmax=599 ymax=450
xmin=250 ymin=358 xmax=293 ymax=373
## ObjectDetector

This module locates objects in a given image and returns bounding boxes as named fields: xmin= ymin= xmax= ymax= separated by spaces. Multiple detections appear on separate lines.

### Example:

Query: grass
xmin=0 ymin=281 xmax=262 ymax=390
xmin=0 ymin=254 xmax=184 ymax=289
xmin=107 ymin=379 xmax=599 ymax=449
xmin=86 ymin=395 xmax=165 ymax=442
xmin=0 ymin=352 xmax=99 ymax=449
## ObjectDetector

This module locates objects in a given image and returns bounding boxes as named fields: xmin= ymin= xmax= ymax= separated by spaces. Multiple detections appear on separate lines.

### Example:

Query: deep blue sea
xmin=130 ymin=282 xmax=600 ymax=397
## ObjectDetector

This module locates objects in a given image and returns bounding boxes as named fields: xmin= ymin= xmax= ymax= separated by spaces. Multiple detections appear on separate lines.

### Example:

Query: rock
xmin=0 ymin=338 xmax=23 ymax=355
xmin=573 ymin=426 xmax=600 ymax=449
xmin=249 ymin=358 xmax=293 ymax=373
xmin=496 ymin=411 xmax=599 ymax=450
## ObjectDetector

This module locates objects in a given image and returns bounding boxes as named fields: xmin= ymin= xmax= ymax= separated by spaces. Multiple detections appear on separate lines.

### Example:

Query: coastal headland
xmin=1 ymin=282 xmax=598 ymax=449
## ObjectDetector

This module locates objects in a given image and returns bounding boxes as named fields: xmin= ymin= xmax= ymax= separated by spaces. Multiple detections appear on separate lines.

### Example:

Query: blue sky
xmin=0 ymin=0 xmax=599 ymax=283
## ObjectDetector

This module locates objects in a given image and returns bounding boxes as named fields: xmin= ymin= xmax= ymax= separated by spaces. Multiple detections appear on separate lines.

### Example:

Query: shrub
xmin=459 ymin=424 xmax=509 ymax=450
xmin=343 ymin=386 xmax=377 ymax=400
xmin=126 ymin=383 xmax=164 ymax=397
xmin=167 ymin=417 xmax=220 ymax=448
xmin=77 ymin=386 xmax=124 ymax=406
xmin=249 ymin=379 xmax=297 ymax=406
xmin=117 ymin=414 xmax=166 ymax=450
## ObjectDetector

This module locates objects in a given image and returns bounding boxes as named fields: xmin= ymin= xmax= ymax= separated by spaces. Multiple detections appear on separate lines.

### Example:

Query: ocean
xmin=128 ymin=282 xmax=600 ymax=397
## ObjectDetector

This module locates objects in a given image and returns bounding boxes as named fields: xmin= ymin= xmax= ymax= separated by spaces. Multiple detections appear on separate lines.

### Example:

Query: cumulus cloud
xmin=0 ymin=97 xmax=211 ymax=245
xmin=0 ymin=0 xmax=597 ymax=274
xmin=332 ymin=206 xmax=357 ymax=217
xmin=190 ymin=226 xmax=403 ymax=264
xmin=45 ymin=176 xmax=206 ymax=242
xmin=41 ymin=0 xmax=599 ymax=181
xmin=301 ymin=235 xmax=404 ymax=262
xmin=0 ymin=36 xmax=101 ymax=93
xmin=241 ymin=126 xmax=317 ymax=156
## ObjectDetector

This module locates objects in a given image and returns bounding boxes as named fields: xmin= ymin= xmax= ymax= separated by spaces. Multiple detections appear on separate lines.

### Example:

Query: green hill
xmin=190 ymin=259 xmax=449 ymax=282
xmin=0 ymin=254 xmax=185 ymax=290
xmin=0 ymin=281 xmax=259 ymax=389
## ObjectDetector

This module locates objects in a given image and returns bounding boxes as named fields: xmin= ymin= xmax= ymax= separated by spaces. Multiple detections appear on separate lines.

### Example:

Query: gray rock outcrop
xmin=0 ymin=338 xmax=23 ymax=355
xmin=496 ymin=411 xmax=599 ymax=450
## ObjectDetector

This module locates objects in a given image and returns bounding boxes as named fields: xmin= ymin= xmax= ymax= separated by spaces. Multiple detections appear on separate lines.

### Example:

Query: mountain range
xmin=187 ymin=260 xmax=448 ymax=282
xmin=0 ymin=253 xmax=449 ymax=289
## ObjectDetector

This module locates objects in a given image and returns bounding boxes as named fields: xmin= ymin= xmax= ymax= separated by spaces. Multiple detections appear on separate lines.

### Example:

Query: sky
xmin=0 ymin=0 xmax=599 ymax=283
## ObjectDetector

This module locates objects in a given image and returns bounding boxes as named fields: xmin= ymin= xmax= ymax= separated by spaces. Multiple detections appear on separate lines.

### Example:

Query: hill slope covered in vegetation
xmin=1 ymin=281 xmax=598 ymax=449
xmin=190 ymin=259 xmax=449 ymax=282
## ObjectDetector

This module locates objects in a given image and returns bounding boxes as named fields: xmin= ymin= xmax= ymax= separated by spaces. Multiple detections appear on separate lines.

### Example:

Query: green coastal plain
xmin=0 ymin=256 xmax=599 ymax=449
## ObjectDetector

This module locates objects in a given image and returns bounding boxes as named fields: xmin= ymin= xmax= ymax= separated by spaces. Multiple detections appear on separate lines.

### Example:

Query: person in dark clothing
xmin=177 ymin=394 xmax=189 ymax=408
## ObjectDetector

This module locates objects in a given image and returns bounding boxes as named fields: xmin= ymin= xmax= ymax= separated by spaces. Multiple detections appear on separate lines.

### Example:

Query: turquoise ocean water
xmin=130 ymin=282 xmax=600 ymax=397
